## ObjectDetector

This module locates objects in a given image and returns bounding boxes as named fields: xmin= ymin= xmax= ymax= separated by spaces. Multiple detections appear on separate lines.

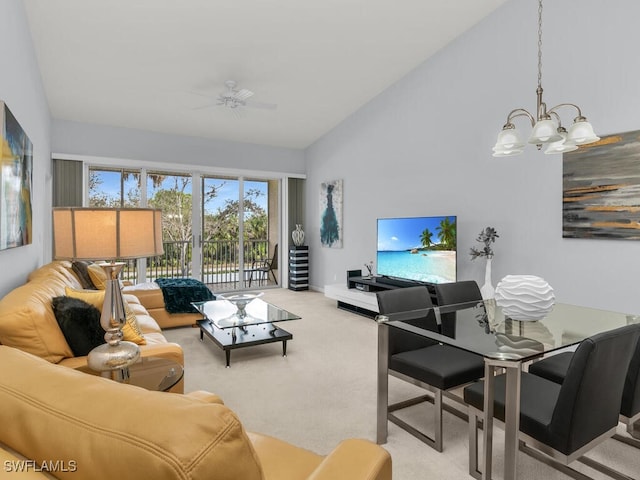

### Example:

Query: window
xmin=88 ymin=168 xmax=141 ymax=207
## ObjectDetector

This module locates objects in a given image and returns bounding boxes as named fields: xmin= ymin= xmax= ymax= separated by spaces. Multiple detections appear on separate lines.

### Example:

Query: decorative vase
xmin=292 ymin=224 xmax=305 ymax=246
xmin=495 ymin=275 xmax=555 ymax=321
xmin=480 ymin=258 xmax=495 ymax=300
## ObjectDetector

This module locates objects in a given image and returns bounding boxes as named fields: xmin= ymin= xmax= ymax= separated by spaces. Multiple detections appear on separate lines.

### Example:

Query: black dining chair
xmin=463 ymin=323 xmax=640 ymax=479
xmin=434 ymin=280 xmax=483 ymax=306
xmin=434 ymin=281 xmax=483 ymax=338
xmin=528 ymin=326 xmax=640 ymax=448
xmin=377 ymin=285 xmax=485 ymax=452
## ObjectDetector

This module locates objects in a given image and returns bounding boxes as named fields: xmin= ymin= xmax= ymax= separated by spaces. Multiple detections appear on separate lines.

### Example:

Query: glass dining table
xmin=375 ymin=299 xmax=640 ymax=480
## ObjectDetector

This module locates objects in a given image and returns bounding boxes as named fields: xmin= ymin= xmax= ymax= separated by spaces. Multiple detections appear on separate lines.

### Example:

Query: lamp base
xmin=87 ymin=340 xmax=141 ymax=379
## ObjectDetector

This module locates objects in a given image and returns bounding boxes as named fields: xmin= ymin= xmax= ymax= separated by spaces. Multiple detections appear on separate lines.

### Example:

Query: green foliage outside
xmin=89 ymin=170 xmax=269 ymax=275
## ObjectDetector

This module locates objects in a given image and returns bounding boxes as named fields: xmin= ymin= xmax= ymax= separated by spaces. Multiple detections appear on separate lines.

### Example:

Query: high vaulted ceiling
xmin=23 ymin=0 xmax=508 ymax=149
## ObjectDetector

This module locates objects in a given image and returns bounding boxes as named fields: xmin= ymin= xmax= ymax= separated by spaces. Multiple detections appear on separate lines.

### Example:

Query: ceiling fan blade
xmin=234 ymin=88 xmax=254 ymax=101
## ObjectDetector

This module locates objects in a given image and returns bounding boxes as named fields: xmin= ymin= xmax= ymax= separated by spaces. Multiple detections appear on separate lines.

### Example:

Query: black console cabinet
xmin=288 ymin=246 xmax=309 ymax=291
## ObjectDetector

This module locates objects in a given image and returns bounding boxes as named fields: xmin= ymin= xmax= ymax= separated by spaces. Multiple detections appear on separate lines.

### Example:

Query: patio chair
xmin=247 ymin=244 xmax=278 ymax=287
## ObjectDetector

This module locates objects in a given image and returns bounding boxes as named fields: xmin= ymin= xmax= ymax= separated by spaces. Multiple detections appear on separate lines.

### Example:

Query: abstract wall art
xmin=563 ymin=129 xmax=640 ymax=240
xmin=320 ymin=179 xmax=343 ymax=248
xmin=1 ymin=101 xmax=33 ymax=250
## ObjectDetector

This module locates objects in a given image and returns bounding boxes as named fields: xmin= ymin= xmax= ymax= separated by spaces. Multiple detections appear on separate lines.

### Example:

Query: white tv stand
xmin=324 ymin=283 xmax=379 ymax=317
xmin=324 ymin=275 xmax=437 ymax=318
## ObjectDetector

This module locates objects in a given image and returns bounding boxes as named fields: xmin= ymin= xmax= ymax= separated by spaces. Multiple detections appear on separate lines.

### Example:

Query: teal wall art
xmin=320 ymin=179 xmax=342 ymax=248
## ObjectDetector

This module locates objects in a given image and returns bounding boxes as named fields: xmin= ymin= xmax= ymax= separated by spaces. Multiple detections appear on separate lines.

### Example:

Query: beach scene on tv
xmin=376 ymin=216 xmax=456 ymax=284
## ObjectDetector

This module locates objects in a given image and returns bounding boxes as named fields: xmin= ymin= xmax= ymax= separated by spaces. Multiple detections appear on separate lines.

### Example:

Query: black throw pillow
xmin=52 ymin=296 xmax=104 ymax=356
xmin=71 ymin=261 xmax=97 ymax=290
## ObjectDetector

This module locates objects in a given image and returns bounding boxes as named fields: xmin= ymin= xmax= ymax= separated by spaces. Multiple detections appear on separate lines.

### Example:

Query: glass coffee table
xmin=192 ymin=295 xmax=301 ymax=367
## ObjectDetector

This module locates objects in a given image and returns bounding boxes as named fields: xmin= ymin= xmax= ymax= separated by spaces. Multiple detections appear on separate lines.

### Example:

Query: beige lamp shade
xmin=52 ymin=208 xmax=164 ymax=260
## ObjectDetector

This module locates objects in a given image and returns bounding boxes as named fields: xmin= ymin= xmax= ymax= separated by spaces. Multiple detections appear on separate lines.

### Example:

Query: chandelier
xmin=492 ymin=0 xmax=599 ymax=157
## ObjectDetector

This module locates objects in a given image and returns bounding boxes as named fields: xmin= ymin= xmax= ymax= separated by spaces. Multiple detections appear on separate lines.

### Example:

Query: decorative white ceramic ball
xmin=494 ymin=275 xmax=555 ymax=321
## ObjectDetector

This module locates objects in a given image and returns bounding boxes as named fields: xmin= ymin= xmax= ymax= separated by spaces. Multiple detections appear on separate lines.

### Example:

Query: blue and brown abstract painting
xmin=1 ymin=101 xmax=33 ymax=250
xmin=563 ymin=129 xmax=640 ymax=240
xmin=320 ymin=179 xmax=343 ymax=248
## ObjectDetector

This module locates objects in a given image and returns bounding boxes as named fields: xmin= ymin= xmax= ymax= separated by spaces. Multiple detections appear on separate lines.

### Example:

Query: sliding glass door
xmin=147 ymin=172 xmax=193 ymax=278
xmin=87 ymin=166 xmax=280 ymax=291
xmin=201 ymin=175 xmax=279 ymax=291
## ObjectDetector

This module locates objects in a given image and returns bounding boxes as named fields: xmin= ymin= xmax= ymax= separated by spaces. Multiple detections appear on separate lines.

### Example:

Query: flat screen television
xmin=376 ymin=215 xmax=457 ymax=284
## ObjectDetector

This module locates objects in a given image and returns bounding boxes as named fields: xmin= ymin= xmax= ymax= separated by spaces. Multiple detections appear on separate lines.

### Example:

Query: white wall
xmin=52 ymin=120 xmax=305 ymax=175
xmin=306 ymin=0 xmax=640 ymax=313
xmin=0 ymin=0 xmax=51 ymax=297
xmin=0 ymin=0 xmax=304 ymax=299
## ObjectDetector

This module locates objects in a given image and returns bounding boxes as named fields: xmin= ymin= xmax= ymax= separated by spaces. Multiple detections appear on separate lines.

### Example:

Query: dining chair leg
xmin=376 ymin=322 xmax=389 ymax=445
xmin=482 ymin=362 xmax=496 ymax=480
xmin=468 ymin=409 xmax=482 ymax=480
xmin=434 ymin=389 xmax=443 ymax=452
xmin=613 ymin=420 xmax=640 ymax=449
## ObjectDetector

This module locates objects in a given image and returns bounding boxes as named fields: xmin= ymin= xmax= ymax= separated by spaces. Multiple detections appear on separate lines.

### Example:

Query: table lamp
xmin=52 ymin=207 xmax=163 ymax=379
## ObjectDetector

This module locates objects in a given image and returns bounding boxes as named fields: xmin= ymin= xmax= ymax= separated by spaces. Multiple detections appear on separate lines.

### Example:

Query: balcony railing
xmin=120 ymin=239 xmax=274 ymax=292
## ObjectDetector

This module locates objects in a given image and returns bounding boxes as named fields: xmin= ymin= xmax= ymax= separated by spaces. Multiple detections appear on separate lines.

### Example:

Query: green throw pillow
xmin=52 ymin=296 xmax=104 ymax=357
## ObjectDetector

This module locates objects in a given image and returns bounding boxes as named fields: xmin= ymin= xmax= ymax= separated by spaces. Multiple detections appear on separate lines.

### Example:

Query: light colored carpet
xmin=163 ymin=288 xmax=639 ymax=480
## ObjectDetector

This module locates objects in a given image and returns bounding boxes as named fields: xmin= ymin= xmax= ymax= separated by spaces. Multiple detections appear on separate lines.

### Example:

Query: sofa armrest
xmin=308 ymin=439 xmax=391 ymax=480
xmin=186 ymin=390 xmax=225 ymax=404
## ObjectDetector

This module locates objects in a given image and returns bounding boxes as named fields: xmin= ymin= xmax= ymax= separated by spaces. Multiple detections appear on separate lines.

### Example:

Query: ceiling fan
xmin=192 ymin=80 xmax=277 ymax=114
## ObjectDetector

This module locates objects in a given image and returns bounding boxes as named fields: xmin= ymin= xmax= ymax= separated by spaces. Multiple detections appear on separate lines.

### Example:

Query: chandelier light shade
xmin=492 ymin=0 xmax=599 ymax=157
xmin=528 ymin=118 xmax=562 ymax=145
xmin=492 ymin=125 xmax=525 ymax=157
xmin=52 ymin=207 xmax=164 ymax=379
xmin=566 ymin=118 xmax=600 ymax=145
xmin=543 ymin=128 xmax=578 ymax=155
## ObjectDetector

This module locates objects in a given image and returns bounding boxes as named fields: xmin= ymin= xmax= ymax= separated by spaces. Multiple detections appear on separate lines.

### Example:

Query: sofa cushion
xmin=71 ymin=261 xmax=97 ymax=289
xmin=27 ymin=261 xmax=85 ymax=293
xmin=123 ymin=282 xmax=165 ymax=309
xmin=132 ymin=311 xmax=164 ymax=335
xmin=0 ymin=346 xmax=264 ymax=480
xmin=0 ymin=277 xmax=74 ymax=363
xmin=248 ymin=432 xmax=322 ymax=480
xmin=87 ymin=263 xmax=108 ymax=289
xmin=65 ymin=287 xmax=147 ymax=345
xmin=52 ymin=296 xmax=104 ymax=356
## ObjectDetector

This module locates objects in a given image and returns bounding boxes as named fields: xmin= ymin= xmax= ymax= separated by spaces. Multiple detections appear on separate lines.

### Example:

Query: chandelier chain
xmin=537 ymin=0 xmax=543 ymax=88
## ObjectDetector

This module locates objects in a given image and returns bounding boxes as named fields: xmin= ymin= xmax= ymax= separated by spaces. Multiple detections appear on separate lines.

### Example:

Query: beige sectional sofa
xmin=0 ymin=261 xmax=184 ymax=393
xmin=0 ymin=263 xmax=393 ymax=479
xmin=0 ymin=346 xmax=392 ymax=480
